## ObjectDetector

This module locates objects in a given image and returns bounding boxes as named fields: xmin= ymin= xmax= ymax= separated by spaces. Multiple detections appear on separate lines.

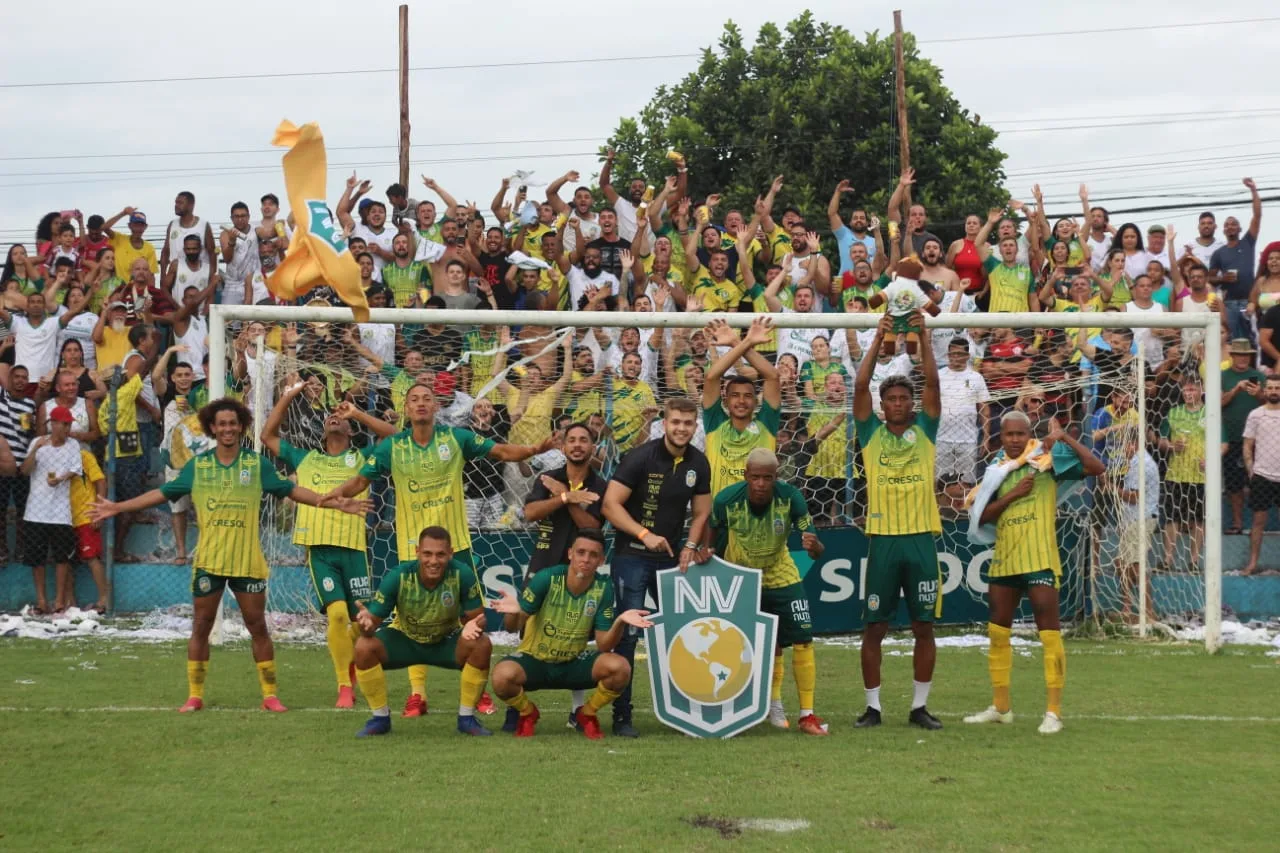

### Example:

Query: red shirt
xmin=984 ymin=338 xmax=1028 ymax=392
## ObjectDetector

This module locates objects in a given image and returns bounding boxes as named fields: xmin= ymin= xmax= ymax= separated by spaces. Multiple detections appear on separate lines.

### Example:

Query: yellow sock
xmin=356 ymin=664 xmax=389 ymax=713
xmin=989 ymin=623 xmax=1013 ymax=713
xmin=347 ymin=622 xmax=362 ymax=647
xmin=1041 ymin=629 xmax=1065 ymax=716
xmin=407 ymin=664 xmax=427 ymax=699
xmin=187 ymin=660 xmax=207 ymax=699
xmin=504 ymin=689 xmax=534 ymax=716
xmin=581 ymin=681 xmax=621 ymax=717
xmin=326 ymin=602 xmax=355 ymax=688
xmin=459 ymin=664 xmax=488 ymax=713
xmin=255 ymin=660 xmax=278 ymax=699
xmin=770 ymin=654 xmax=785 ymax=701
xmin=792 ymin=643 xmax=816 ymax=711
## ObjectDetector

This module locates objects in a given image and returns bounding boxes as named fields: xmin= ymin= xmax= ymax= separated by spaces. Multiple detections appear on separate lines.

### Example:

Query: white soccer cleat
xmin=1038 ymin=711 xmax=1063 ymax=735
xmin=768 ymin=700 xmax=789 ymax=729
xmin=963 ymin=705 xmax=1014 ymax=725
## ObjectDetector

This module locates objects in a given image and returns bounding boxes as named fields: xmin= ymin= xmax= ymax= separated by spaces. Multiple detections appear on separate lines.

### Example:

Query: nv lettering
xmin=673 ymin=574 xmax=743 ymax=614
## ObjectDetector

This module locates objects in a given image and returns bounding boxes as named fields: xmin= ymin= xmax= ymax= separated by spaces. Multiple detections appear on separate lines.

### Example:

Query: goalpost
xmin=207 ymin=304 xmax=1224 ymax=653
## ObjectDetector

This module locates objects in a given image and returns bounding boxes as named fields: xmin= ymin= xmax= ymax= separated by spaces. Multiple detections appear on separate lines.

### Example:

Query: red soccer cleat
xmin=513 ymin=703 xmax=540 ymax=738
xmin=797 ymin=713 xmax=830 ymax=736
xmin=402 ymin=693 xmax=427 ymax=718
xmin=178 ymin=697 xmax=203 ymax=713
xmin=336 ymin=686 xmax=356 ymax=709
xmin=261 ymin=696 xmax=288 ymax=713
xmin=574 ymin=708 xmax=605 ymax=740
xmin=476 ymin=691 xmax=496 ymax=715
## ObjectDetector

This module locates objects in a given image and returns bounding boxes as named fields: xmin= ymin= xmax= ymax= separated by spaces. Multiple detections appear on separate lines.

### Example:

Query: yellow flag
xmin=266 ymin=120 xmax=369 ymax=322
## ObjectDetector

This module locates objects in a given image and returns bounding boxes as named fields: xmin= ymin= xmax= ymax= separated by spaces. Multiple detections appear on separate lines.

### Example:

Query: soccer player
xmin=350 ymin=526 xmax=493 ymax=737
xmin=261 ymin=384 xmax=397 ymax=708
xmin=90 ymin=398 xmax=367 ymax=713
xmin=702 ymin=448 xmax=826 ymax=733
xmin=489 ymin=529 xmax=653 ymax=739
xmin=328 ymin=381 xmax=558 ymax=717
xmin=964 ymin=412 xmax=1103 ymax=734
xmin=702 ymin=317 xmax=781 ymax=496
xmin=853 ymin=311 xmax=945 ymax=730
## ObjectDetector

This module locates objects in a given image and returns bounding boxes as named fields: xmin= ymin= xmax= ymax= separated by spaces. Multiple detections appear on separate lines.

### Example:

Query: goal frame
xmin=207 ymin=304 xmax=1224 ymax=652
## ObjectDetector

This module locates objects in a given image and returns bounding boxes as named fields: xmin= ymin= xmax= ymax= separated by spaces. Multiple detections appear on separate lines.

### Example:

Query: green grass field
xmin=2 ymin=635 xmax=1276 ymax=852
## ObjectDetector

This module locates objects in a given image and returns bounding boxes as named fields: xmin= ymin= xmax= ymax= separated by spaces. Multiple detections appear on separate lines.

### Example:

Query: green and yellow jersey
xmin=521 ymin=223 xmax=555 ymax=263
xmin=1044 ymin=236 xmax=1085 ymax=268
xmin=381 ymin=260 xmax=429 ymax=308
xmin=799 ymin=359 xmax=849 ymax=397
xmin=275 ymin=440 xmax=368 ymax=552
xmin=641 ymin=253 xmax=685 ymax=292
xmin=719 ymin=231 xmax=762 ymax=285
xmin=982 ymin=255 xmax=1035 ymax=313
xmin=462 ymin=328 xmax=501 ymax=400
xmin=805 ymin=408 xmax=852 ymax=479
xmin=368 ymin=557 xmax=482 ymax=644
xmin=988 ymin=452 xmax=1085 ymax=578
xmin=566 ymin=370 xmax=604 ymax=420
xmin=856 ymin=411 xmax=941 ymax=536
xmin=711 ymin=480 xmax=812 ymax=589
xmin=1161 ymin=404 xmax=1207 ymax=485
xmin=159 ymin=449 xmax=296 ymax=579
xmin=703 ymin=400 xmax=780 ymax=496
xmin=763 ymin=223 xmax=792 ymax=263
xmin=610 ymin=378 xmax=656 ymax=453
xmin=517 ymin=565 xmax=615 ymax=663
xmin=360 ymin=427 xmax=495 ymax=560
xmin=689 ymin=264 xmax=745 ymax=312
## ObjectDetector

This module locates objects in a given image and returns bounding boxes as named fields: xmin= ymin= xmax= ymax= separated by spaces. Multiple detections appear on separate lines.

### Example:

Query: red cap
xmin=49 ymin=406 xmax=75 ymax=424
xmin=433 ymin=372 xmax=457 ymax=396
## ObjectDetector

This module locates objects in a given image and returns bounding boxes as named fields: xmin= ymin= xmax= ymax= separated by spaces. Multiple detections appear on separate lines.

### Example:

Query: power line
xmin=2 ymin=17 xmax=1274 ymax=90
xmin=998 ymin=113 xmax=1280 ymax=135
xmin=991 ymin=108 xmax=1280 ymax=126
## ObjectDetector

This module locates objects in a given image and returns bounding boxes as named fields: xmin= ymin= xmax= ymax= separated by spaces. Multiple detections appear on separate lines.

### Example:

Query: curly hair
xmin=198 ymin=397 xmax=253 ymax=437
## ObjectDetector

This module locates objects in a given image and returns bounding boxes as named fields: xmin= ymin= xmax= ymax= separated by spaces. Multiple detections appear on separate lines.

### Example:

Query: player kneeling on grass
xmin=963 ymin=412 xmax=1104 ymax=734
xmin=489 ymin=529 xmax=653 ymax=739
xmin=90 ymin=398 xmax=369 ymax=714
xmin=351 ymin=525 xmax=493 ymax=737
xmin=701 ymin=448 xmax=827 ymax=734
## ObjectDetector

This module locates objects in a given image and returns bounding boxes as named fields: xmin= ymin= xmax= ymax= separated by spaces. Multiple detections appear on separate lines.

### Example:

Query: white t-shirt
xmin=1086 ymin=234 xmax=1113 ymax=271
xmin=776 ymin=307 xmax=828 ymax=364
xmin=1125 ymin=301 xmax=1166 ymax=364
xmin=1120 ymin=451 xmax=1160 ymax=523
xmin=1188 ymin=238 xmax=1225 ymax=268
xmin=567 ymin=266 xmax=621 ymax=311
xmin=23 ymin=439 xmax=82 ymax=526
xmin=605 ymin=342 xmax=658 ymax=386
xmin=358 ymin=323 xmax=397 ymax=372
xmin=354 ymin=223 xmax=395 ymax=276
xmin=1244 ymin=407 xmax=1280 ymax=481
xmin=1124 ymin=251 xmax=1154 ymax=280
xmin=869 ymin=354 xmax=914 ymax=415
xmin=170 ymin=257 xmax=212 ymax=305
xmin=932 ymin=291 xmax=978 ymax=364
xmin=175 ymin=316 xmax=208 ymax=380
xmin=12 ymin=315 xmax=61 ymax=380
xmin=937 ymin=367 xmax=991 ymax=444
xmin=244 ymin=348 xmax=278 ymax=415
xmin=222 ymin=227 xmax=260 ymax=297
xmin=58 ymin=312 xmax=99 ymax=370
xmin=561 ymin=214 xmax=601 ymax=256
xmin=243 ymin=271 xmax=272 ymax=306
xmin=881 ymin=277 xmax=929 ymax=317
xmin=41 ymin=397 xmax=90 ymax=436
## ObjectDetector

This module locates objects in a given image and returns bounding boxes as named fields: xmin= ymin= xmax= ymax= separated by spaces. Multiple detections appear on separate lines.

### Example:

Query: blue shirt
xmin=1210 ymin=232 xmax=1257 ymax=301
xmin=834 ymin=225 xmax=876 ymax=276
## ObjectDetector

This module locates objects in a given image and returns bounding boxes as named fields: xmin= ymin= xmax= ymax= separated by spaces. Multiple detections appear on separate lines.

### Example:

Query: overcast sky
xmin=2 ymin=0 xmax=1278 ymax=255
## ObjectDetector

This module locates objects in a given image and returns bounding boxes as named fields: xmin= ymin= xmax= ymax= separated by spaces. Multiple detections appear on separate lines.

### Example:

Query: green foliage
xmin=606 ymin=12 xmax=1007 ymax=241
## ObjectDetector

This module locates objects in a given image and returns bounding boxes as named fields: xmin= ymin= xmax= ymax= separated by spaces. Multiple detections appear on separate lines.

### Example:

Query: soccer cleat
xmin=575 ymin=709 xmax=605 ymax=740
xmin=1038 ymin=711 xmax=1063 ymax=735
xmin=336 ymin=686 xmax=356 ymax=709
xmin=456 ymin=714 xmax=493 ymax=736
xmin=855 ymin=706 xmax=882 ymax=728
xmin=908 ymin=706 xmax=943 ymax=730
xmin=402 ymin=693 xmax=427 ymax=718
xmin=261 ymin=696 xmax=288 ymax=713
xmin=357 ymin=715 xmax=392 ymax=737
xmin=568 ymin=709 xmax=582 ymax=732
xmin=611 ymin=720 xmax=639 ymax=739
xmin=964 ymin=706 xmax=1014 ymax=725
xmin=513 ymin=704 xmax=540 ymax=738
xmin=476 ymin=691 xmax=496 ymax=715
xmin=797 ymin=713 xmax=830 ymax=735
xmin=502 ymin=706 xmax=520 ymax=733
xmin=768 ymin=700 xmax=790 ymax=729
xmin=178 ymin=697 xmax=203 ymax=714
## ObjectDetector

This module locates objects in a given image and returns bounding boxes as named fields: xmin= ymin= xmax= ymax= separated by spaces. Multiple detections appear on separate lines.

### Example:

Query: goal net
xmin=194 ymin=305 xmax=1222 ymax=650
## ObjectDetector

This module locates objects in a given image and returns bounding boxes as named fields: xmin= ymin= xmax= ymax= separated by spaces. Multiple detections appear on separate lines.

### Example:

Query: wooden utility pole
xmin=893 ymin=10 xmax=911 ymax=211
xmin=398 ymin=4 xmax=410 ymax=189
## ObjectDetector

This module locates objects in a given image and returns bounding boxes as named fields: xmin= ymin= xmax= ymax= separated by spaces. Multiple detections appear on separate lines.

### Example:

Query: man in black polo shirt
xmin=602 ymin=397 xmax=712 ymax=738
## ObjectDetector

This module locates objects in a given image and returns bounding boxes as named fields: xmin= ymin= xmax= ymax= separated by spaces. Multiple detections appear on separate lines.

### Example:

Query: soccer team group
xmin=92 ymin=309 xmax=1104 ymax=740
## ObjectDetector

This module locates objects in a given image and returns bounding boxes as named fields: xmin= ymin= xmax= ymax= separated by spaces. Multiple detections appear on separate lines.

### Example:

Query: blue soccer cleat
xmin=502 ymin=706 xmax=519 ymax=733
xmin=357 ymin=715 xmax=392 ymax=737
xmin=457 ymin=714 xmax=493 ymax=736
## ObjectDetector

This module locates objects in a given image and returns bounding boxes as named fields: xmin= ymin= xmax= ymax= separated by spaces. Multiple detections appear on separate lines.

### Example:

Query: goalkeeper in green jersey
xmin=261 ymin=382 xmax=398 ymax=710
xmin=351 ymin=526 xmax=494 ymax=737
xmin=489 ymin=529 xmax=653 ymax=739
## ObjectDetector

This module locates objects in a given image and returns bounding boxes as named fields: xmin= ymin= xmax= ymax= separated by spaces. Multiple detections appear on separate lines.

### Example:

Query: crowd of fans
xmin=0 ymin=154 xmax=1267 ymax=612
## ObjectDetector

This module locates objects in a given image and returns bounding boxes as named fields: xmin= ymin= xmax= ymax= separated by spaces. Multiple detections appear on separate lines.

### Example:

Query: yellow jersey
xmin=856 ymin=411 xmax=941 ymax=536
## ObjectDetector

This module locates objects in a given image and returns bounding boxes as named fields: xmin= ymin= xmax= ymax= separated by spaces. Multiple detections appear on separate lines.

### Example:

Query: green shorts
xmin=500 ymin=651 xmax=599 ymax=691
xmin=864 ymin=533 xmax=942 ymax=623
xmin=375 ymin=626 xmax=463 ymax=671
xmin=761 ymin=582 xmax=813 ymax=647
xmin=988 ymin=569 xmax=1059 ymax=591
xmin=191 ymin=568 xmax=266 ymax=598
xmin=308 ymin=545 xmax=372 ymax=613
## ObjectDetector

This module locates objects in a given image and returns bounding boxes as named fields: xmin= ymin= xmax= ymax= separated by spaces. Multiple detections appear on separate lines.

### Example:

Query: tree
xmin=604 ymin=13 xmax=1007 ymax=243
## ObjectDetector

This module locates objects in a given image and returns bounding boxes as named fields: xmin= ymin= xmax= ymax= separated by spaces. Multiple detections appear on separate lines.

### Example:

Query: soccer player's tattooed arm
xmin=681 ymin=492 xmax=713 ymax=572
xmin=603 ymin=481 xmax=674 ymax=556
xmin=854 ymin=314 xmax=894 ymax=422
xmin=524 ymin=475 xmax=602 ymax=526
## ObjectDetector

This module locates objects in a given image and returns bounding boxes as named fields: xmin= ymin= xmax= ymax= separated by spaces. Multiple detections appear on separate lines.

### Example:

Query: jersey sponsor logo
xmin=644 ymin=556 xmax=779 ymax=739
xmin=345 ymin=451 xmax=359 ymax=468
xmin=437 ymin=443 xmax=452 ymax=461
xmin=773 ymin=517 xmax=785 ymax=536
xmin=239 ymin=468 xmax=251 ymax=485
xmin=903 ymin=428 xmax=917 ymax=444
xmin=440 ymin=589 xmax=455 ymax=609
xmin=584 ymin=598 xmax=597 ymax=617
xmin=685 ymin=469 xmax=696 ymax=488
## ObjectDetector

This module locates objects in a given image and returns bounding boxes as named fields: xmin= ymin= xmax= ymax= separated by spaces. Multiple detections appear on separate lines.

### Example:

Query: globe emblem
xmin=668 ymin=617 xmax=753 ymax=704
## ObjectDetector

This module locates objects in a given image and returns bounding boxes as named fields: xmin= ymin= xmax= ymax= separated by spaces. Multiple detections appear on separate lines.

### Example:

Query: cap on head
xmin=49 ymin=406 xmax=75 ymax=424
xmin=128 ymin=211 xmax=147 ymax=225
